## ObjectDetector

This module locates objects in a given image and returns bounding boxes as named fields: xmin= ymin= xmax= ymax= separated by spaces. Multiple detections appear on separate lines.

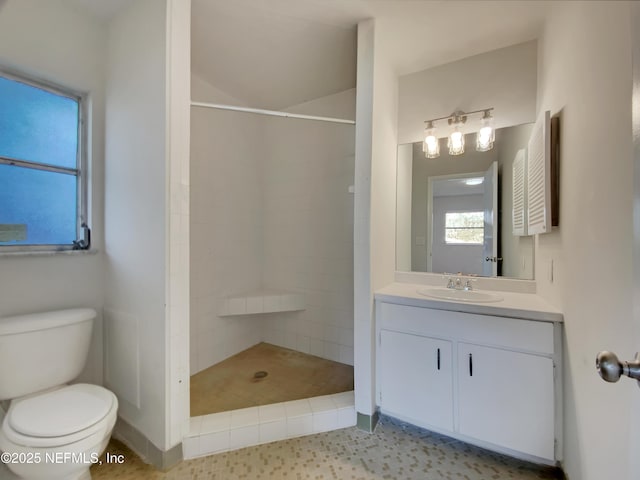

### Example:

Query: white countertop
xmin=375 ymin=282 xmax=563 ymax=323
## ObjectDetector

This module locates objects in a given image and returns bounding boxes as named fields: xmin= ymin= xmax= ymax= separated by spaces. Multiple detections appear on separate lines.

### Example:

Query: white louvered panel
xmin=512 ymin=149 xmax=527 ymax=236
xmin=527 ymin=111 xmax=551 ymax=234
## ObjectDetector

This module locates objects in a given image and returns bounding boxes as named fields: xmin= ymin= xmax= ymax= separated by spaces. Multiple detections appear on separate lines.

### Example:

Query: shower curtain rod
xmin=190 ymin=101 xmax=356 ymax=125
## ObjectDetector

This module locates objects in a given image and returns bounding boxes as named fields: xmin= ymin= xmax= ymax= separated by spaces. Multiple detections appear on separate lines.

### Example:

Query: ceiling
xmin=192 ymin=0 xmax=549 ymax=110
xmin=64 ymin=0 xmax=550 ymax=110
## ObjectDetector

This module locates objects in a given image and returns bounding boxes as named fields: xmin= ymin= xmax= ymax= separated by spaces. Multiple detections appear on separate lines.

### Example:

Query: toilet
xmin=0 ymin=309 xmax=118 ymax=480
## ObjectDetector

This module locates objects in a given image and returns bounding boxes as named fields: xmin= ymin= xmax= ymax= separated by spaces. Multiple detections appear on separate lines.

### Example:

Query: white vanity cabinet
xmin=457 ymin=343 xmax=555 ymax=460
xmin=379 ymin=330 xmax=453 ymax=431
xmin=376 ymin=300 xmax=562 ymax=464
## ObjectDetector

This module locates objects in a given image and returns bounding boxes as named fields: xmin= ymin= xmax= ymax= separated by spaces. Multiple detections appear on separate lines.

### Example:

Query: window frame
xmin=0 ymin=67 xmax=89 ymax=253
xmin=443 ymin=210 xmax=484 ymax=246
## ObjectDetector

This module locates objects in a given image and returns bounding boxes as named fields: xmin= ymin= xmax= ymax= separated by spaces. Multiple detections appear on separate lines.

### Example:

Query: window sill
xmin=0 ymin=249 xmax=99 ymax=258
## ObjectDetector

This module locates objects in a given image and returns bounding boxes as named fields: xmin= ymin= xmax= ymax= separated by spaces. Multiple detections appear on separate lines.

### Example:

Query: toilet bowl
xmin=0 ymin=309 xmax=118 ymax=480
xmin=0 ymin=384 xmax=118 ymax=480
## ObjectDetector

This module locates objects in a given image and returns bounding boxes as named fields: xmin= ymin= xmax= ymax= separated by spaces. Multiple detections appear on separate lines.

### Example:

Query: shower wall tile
xmin=313 ymin=410 xmax=339 ymax=433
xmin=259 ymin=419 xmax=288 ymax=444
xmin=190 ymin=81 xmax=266 ymax=374
xmin=185 ymin=392 xmax=355 ymax=459
xmin=229 ymin=425 xmax=260 ymax=450
xmin=230 ymin=407 xmax=260 ymax=428
xmin=199 ymin=430 xmax=229 ymax=455
xmin=259 ymin=403 xmax=287 ymax=422
xmin=261 ymin=94 xmax=356 ymax=366
xmin=287 ymin=415 xmax=313 ymax=437
xmin=201 ymin=412 xmax=231 ymax=434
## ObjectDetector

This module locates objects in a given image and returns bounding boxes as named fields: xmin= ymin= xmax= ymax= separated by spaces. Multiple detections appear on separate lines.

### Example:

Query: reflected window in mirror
xmin=444 ymin=211 xmax=484 ymax=245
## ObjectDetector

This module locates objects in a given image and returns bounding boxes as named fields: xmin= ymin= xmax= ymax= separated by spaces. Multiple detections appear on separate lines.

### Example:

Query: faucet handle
xmin=446 ymin=277 xmax=455 ymax=289
xmin=463 ymin=279 xmax=476 ymax=291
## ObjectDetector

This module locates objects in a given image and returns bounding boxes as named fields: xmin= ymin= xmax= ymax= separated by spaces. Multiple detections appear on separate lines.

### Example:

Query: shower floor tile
xmin=190 ymin=342 xmax=354 ymax=416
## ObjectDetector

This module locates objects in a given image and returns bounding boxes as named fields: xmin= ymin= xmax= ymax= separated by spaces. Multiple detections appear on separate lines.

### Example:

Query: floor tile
xmin=91 ymin=416 xmax=564 ymax=479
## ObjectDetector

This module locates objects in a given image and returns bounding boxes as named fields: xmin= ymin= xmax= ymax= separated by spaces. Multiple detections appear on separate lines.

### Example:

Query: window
xmin=0 ymin=70 xmax=89 ymax=251
xmin=444 ymin=211 xmax=484 ymax=245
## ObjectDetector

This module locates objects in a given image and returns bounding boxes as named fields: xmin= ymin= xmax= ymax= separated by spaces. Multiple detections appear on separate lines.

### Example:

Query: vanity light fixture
xmin=422 ymin=108 xmax=495 ymax=158
xmin=423 ymin=120 xmax=440 ymax=158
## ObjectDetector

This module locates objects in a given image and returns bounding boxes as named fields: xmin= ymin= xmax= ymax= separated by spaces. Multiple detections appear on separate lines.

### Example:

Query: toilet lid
xmin=8 ymin=384 xmax=114 ymax=438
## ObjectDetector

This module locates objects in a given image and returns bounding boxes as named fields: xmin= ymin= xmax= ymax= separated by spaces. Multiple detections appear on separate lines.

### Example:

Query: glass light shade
xmin=476 ymin=112 xmax=495 ymax=152
xmin=448 ymin=128 xmax=465 ymax=155
xmin=476 ymin=125 xmax=495 ymax=152
xmin=423 ymin=128 xmax=440 ymax=159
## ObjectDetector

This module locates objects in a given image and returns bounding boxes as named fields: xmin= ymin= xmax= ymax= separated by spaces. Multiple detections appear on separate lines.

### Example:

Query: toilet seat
xmin=2 ymin=384 xmax=117 ymax=448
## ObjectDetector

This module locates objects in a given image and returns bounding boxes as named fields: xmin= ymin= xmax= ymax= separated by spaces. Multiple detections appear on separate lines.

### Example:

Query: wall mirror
xmin=396 ymin=123 xmax=535 ymax=280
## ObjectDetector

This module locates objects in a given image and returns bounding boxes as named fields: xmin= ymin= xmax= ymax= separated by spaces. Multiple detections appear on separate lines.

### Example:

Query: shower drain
xmin=253 ymin=371 xmax=268 ymax=379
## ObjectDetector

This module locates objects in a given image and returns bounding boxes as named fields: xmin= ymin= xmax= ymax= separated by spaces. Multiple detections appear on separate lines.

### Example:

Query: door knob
xmin=596 ymin=350 xmax=640 ymax=387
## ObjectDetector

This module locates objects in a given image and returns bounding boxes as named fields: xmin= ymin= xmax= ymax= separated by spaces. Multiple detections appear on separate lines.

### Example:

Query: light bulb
xmin=448 ymin=128 xmax=465 ymax=155
xmin=476 ymin=110 xmax=495 ymax=152
xmin=423 ymin=122 xmax=440 ymax=158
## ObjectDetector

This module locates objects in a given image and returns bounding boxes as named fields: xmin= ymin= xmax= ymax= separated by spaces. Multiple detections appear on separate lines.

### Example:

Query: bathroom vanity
xmin=374 ymin=282 xmax=563 ymax=465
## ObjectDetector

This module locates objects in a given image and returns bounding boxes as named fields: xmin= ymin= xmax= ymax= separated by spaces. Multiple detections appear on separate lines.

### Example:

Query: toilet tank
xmin=0 ymin=308 xmax=95 ymax=400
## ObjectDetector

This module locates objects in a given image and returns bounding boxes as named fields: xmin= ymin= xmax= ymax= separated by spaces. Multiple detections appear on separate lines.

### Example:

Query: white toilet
xmin=0 ymin=309 xmax=118 ymax=480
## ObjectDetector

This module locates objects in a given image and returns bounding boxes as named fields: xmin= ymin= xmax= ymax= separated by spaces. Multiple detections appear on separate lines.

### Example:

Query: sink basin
xmin=417 ymin=287 xmax=503 ymax=303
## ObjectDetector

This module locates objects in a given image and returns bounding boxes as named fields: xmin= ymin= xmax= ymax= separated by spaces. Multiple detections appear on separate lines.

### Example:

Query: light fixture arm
xmin=423 ymin=107 xmax=494 ymax=126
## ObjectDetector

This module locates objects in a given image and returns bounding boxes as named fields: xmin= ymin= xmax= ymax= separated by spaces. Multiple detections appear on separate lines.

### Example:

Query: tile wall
xmin=190 ymin=76 xmax=355 ymax=374
xmin=261 ymin=106 xmax=355 ymax=365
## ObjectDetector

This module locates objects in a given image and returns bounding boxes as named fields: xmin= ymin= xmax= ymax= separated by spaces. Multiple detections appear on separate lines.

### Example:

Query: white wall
xmin=262 ymin=90 xmax=355 ymax=365
xmin=103 ymin=0 xmax=169 ymax=451
xmin=166 ymin=0 xmax=192 ymax=448
xmin=398 ymin=41 xmax=537 ymax=144
xmin=0 ymin=0 xmax=106 ymax=385
xmin=189 ymin=73 xmax=264 ymax=375
xmin=353 ymin=18 xmax=399 ymax=419
xmin=534 ymin=2 xmax=635 ymax=479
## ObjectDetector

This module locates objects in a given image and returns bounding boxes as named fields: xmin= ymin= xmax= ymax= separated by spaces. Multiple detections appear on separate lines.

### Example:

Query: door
xmin=482 ymin=161 xmax=498 ymax=276
xmin=458 ymin=343 xmax=555 ymax=460
xmin=379 ymin=329 xmax=453 ymax=431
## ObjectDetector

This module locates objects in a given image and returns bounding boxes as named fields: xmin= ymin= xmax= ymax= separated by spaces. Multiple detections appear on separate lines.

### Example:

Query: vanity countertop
xmin=375 ymin=282 xmax=563 ymax=323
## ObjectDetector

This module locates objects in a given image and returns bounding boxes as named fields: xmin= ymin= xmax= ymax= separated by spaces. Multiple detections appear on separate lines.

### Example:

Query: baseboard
xmin=356 ymin=411 xmax=379 ymax=433
xmin=112 ymin=417 xmax=182 ymax=471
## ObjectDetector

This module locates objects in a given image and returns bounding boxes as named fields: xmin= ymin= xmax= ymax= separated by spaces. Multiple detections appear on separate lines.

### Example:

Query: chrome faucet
xmin=445 ymin=276 xmax=475 ymax=291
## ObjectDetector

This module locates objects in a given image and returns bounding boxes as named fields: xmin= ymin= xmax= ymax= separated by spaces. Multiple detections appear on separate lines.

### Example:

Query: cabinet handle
xmin=437 ymin=348 xmax=441 ymax=370
xmin=469 ymin=353 xmax=473 ymax=376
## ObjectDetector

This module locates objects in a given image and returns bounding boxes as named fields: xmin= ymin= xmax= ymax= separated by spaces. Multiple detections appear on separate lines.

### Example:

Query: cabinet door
xmin=458 ymin=343 xmax=555 ymax=460
xmin=379 ymin=329 xmax=453 ymax=431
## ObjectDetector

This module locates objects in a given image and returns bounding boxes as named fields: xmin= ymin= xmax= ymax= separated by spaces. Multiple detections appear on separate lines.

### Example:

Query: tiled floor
xmin=190 ymin=342 xmax=355 ymax=416
xmin=91 ymin=415 xmax=564 ymax=479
